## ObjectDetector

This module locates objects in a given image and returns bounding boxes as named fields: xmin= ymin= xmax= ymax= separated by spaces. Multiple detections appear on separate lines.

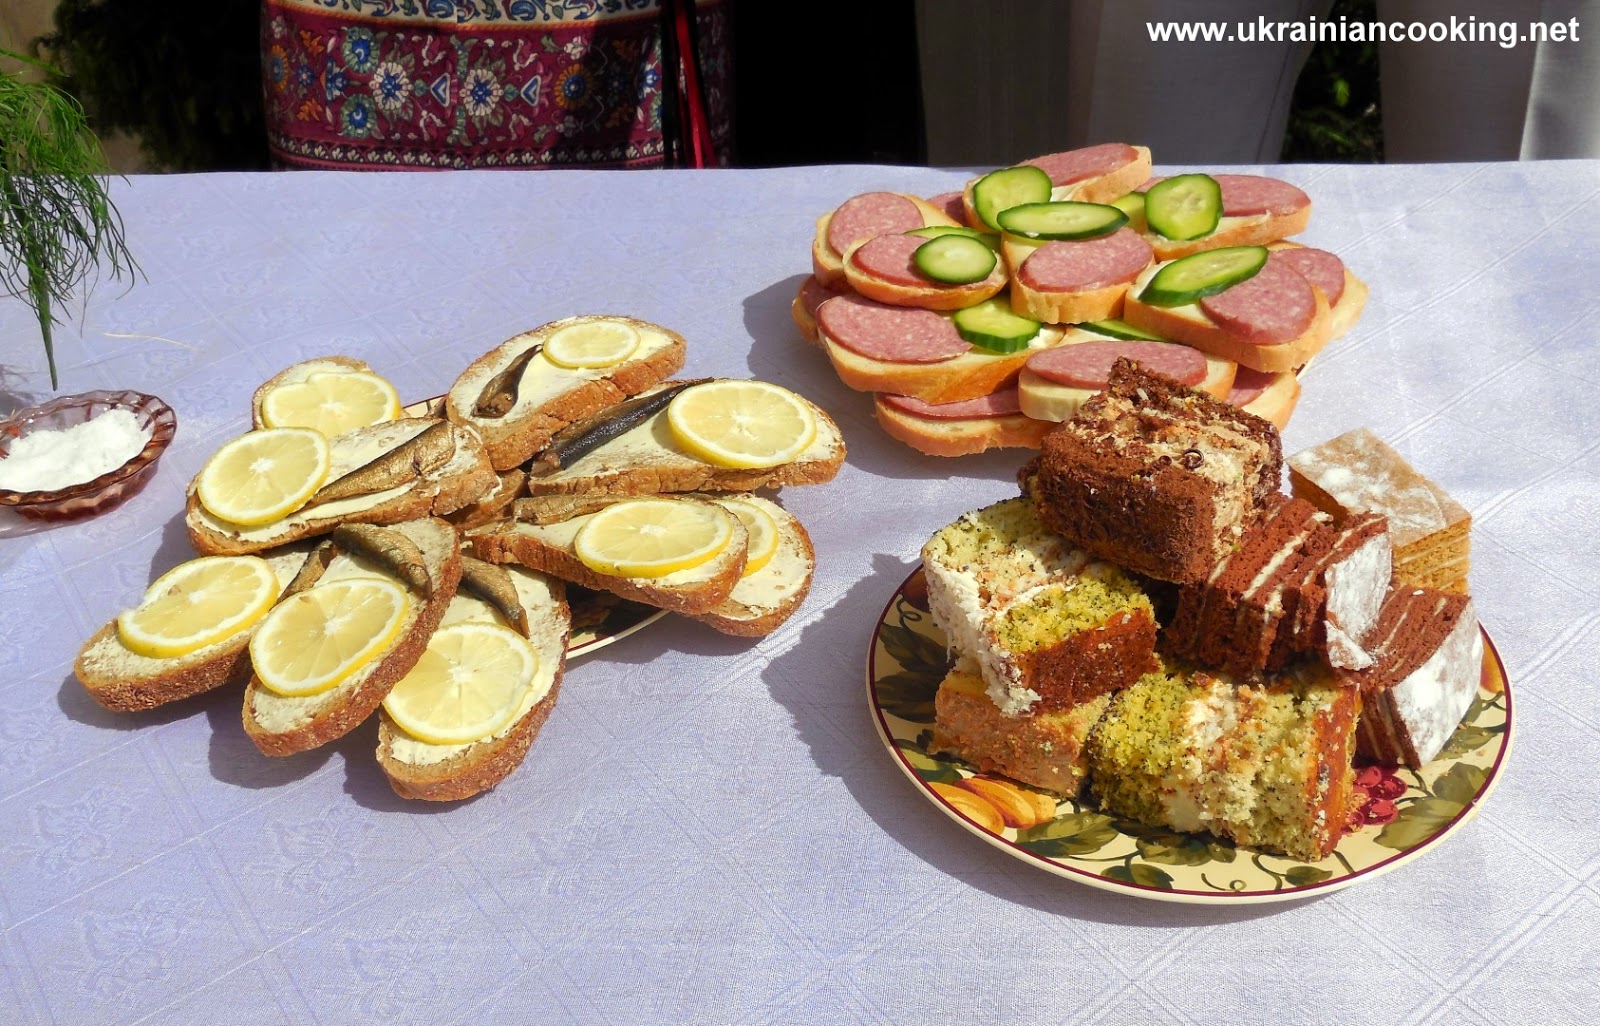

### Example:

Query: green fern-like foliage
xmin=0 ymin=49 xmax=137 ymax=389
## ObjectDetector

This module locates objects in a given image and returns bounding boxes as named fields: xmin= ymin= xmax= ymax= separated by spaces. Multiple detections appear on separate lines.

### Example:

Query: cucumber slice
xmin=996 ymin=201 xmax=1128 ymax=241
xmin=952 ymin=299 xmax=1042 ymax=354
xmin=907 ymin=224 xmax=1002 ymax=251
xmin=1144 ymin=173 xmax=1222 ymax=241
xmin=1110 ymin=192 xmax=1147 ymax=231
xmin=1138 ymin=246 xmax=1268 ymax=307
xmin=971 ymin=165 xmax=1053 ymax=231
xmin=1081 ymin=318 xmax=1168 ymax=341
xmin=913 ymin=234 xmax=998 ymax=285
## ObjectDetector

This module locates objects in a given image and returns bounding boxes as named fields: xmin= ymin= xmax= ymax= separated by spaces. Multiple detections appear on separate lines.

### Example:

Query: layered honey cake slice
xmin=1288 ymin=427 xmax=1470 ymax=594
xmin=921 ymin=496 xmax=1157 ymax=716
xmin=929 ymin=659 xmax=1115 ymax=797
xmin=1086 ymin=661 xmax=1361 ymax=861
xmin=1342 ymin=587 xmax=1482 ymax=767
xmin=1030 ymin=359 xmax=1282 ymax=585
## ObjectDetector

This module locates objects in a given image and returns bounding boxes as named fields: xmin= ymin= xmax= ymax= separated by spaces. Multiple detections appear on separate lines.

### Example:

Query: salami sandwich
xmin=1132 ymin=173 xmax=1313 ymax=261
xmin=812 ymin=191 xmax=960 ymax=288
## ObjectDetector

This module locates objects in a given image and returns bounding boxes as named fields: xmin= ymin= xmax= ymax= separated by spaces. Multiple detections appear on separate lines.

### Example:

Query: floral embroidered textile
xmin=262 ymin=0 xmax=730 ymax=169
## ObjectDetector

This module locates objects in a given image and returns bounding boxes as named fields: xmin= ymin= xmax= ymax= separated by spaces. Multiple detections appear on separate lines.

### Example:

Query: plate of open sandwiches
xmin=867 ymin=359 xmax=1510 ymax=903
xmin=74 ymin=315 xmax=844 ymax=802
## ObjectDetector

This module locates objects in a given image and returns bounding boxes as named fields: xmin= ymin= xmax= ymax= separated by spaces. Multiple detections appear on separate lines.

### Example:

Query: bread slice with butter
xmin=686 ymin=494 xmax=816 ymax=637
xmin=376 ymin=561 xmax=570 ymax=801
xmin=250 ymin=355 xmax=378 ymax=430
xmin=74 ymin=546 xmax=314 ymax=712
xmin=467 ymin=497 xmax=749 ymax=616
xmin=523 ymin=380 xmax=845 ymax=498
xmin=242 ymin=518 xmax=462 ymax=757
xmin=444 ymin=315 xmax=687 ymax=472
xmin=185 ymin=418 xmax=496 ymax=556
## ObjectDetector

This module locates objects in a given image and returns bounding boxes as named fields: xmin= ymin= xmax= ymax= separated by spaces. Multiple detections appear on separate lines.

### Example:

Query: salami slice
xmin=826 ymin=192 xmax=923 ymax=256
xmin=1213 ymin=174 xmax=1310 ymax=217
xmin=1018 ymin=229 xmax=1154 ymax=293
xmin=1027 ymin=341 xmax=1207 ymax=389
xmin=797 ymin=275 xmax=846 ymax=319
xmin=1227 ymin=366 xmax=1277 ymax=406
xmin=880 ymin=389 xmax=1023 ymax=420
xmin=850 ymin=233 xmax=938 ymax=288
xmin=1022 ymin=143 xmax=1139 ymax=188
xmin=1199 ymin=252 xmax=1317 ymax=344
xmin=815 ymin=294 xmax=969 ymax=364
xmin=926 ymin=191 xmax=967 ymax=224
xmin=1271 ymin=246 xmax=1345 ymax=306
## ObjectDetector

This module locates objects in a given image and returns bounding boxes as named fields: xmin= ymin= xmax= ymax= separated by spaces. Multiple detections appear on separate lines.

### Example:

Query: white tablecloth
xmin=2 ymin=162 xmax=1597 ymax=1025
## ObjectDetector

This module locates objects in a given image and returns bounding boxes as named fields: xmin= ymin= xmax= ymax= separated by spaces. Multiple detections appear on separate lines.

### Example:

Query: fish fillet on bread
xmin=444 ymin=315 xmax=688 ymax=472
xmin=522 ymin=380 xmax=845 ymax=498
xmin=376 ymin=558 xmax=571 ymax=801
xmin=186 ymin=418 xmax=496 ymax=556
xmin=242 ymin=518 xmax=462 ymax=757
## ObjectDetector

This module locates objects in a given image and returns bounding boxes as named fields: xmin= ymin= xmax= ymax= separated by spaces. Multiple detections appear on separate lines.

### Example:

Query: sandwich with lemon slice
xmin=684 ymin=494 xmax=816 ymax=637
xmin=74 ymin=548 xmax=313 ymax=711
xmin=252 ymin=356 xmax=404 ymax=436
xmin=185 ymin=417 xmax=496 ymax=556
xmin=376 ymin=558 xmax=570 ymax=801
xmin=445 ymin=315 xmax=688 ymax=472
xmin=524 ymin=378 xmax=844 ymax=498
xmin=242 ymin=518 xmax=462 ymax=756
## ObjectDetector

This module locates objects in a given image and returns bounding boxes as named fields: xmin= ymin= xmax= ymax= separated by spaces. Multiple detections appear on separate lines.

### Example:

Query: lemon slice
xmin=250 ymin=577 xmax=410 ymax=697
xmin=666 ymin=380 xmax=818 ymax=469
xmin=196 ymin=428 xmax=331 ymax=526
xmin=260 ymin=370 xmax=402 ymax=437
xmin=382 ymin=622 xmax=538 ymax=745
xmin=115 ymin=556 xmax=280 ymax=659
xmin=573 ymin=498 xmax=734 ymax=578
xmin=718 ymin=498 xmax=780 ymax=577
xmin=542 ymin=319 xmax=642 ymax=369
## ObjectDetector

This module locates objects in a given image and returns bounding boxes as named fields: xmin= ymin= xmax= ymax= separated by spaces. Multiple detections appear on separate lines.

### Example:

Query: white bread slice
xmin=811 ymin=194 xmax=958 ymax=288
xmin=873 ymin=396 xmax=1053 ymax=457
xmin=1137 ymin=202 xmax=1312 ymax=261
xmin=443 ymin=316 xmax=688 ymax=471
xmin=74 ymin=547 xmax=314 ymax=712
xmin=522 ymin=381 xmax=845 ymax=498
xmin=792 ymin=275 xmax=850 ymax=346
xmin=186 ymin=418 xmax=495 ymax=556
xmin=251 ymin=356 xmax=378 ymax=429
xmin=1268 ymin=241 xmax=1369 ymax=340
xmin=1120 ymin=259 xmax=1333 ymax=373
xmin=376 ymin=564 xmax=571 ymax=801
xmin=686 ymin=495 xmax=815 ymax=637
xmin=1230 ymin=369 xmax=1302 ymax=429
xmin=467 ymin=497 xmax=749 ymax=615
xmin=1001 ymin=235 xmax=1147 ymax=325
xmin=960 ymin=145 xmax=1153 ymax=227
xmin=1016 ymin=330 xmax=1236 ymax=423
xmin=843 ymin=234 xmax=1009 ymax=311
xmin=820 ymin=321 xmax=1066 ymax=405
xmin=242 ymin=518 xmax=462 ymax=756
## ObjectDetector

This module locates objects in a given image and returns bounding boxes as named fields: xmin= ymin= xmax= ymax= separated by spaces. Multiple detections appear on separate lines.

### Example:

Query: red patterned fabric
xmin=261 ymin=0 xmax=731 ymax=170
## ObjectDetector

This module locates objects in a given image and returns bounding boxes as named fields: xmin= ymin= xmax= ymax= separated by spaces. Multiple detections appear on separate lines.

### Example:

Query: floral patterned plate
xmin=868 ymin=565 xmax=1513 ymax=905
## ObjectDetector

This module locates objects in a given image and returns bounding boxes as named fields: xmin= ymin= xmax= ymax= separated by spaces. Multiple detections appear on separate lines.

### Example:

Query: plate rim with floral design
xmin=867 ymin=564 xmax=1513 ymax=905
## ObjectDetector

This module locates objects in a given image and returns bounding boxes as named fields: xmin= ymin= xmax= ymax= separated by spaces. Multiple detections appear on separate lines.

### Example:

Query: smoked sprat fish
xmin=330 ymin=523 xmax=434 ymax=597
xmin=458 ymin=555 xmax=531 ymax=637
xmin=304 ymin=421 xmax=456 ymax=510
xmin=473 ymin=344 xmax=544 ymax=419
xmin=532 ymin=379 xmax=710 ymax=472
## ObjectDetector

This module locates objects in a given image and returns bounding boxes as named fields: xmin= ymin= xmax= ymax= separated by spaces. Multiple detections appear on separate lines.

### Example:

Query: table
xmin=3 ymin=162 xmax=1598 ymax=1025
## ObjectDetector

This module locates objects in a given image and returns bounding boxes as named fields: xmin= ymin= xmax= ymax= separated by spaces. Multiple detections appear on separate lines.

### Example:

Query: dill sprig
xmin=0 ymin=49 xmax=138 ymax=389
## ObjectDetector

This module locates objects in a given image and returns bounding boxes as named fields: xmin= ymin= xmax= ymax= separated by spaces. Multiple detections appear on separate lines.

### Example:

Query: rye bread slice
xmin=684 ymin=494 xmax=816 ymax=637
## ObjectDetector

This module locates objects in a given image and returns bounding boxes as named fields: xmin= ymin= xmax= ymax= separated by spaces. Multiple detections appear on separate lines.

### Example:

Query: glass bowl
xmin=0 ymin=390 xmax=178 ymax=522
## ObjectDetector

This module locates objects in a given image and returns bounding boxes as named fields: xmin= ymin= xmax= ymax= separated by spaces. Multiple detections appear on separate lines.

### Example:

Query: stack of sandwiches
xmin=76 ymin=316 xmax=843 ymax=801
xmin=793 ymin=142 xmax=1369 ymax=455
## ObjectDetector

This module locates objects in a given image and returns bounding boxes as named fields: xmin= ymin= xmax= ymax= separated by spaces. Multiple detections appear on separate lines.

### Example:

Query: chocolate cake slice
xmin=1274 ymin=511 xmax=1392 ymax=671
xmin=1344 ymin=587 xmax=1482 ymax=766
xmin=1031 ymin=359 xmax=1282 ymax=585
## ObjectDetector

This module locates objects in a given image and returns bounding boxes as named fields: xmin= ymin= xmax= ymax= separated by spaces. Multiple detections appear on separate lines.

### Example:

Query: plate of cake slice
xmin=866 ymin=359 xmax=1511 ymax=903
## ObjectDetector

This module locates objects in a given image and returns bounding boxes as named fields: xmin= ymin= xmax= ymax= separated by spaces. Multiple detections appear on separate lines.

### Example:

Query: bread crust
xmin=468 ymin=500 xmax=749 ymax=615
xmin=444 ymin=317 xmax=688 ymax=472
xmin=186 ymin=420 xmax=497 ymax=556
xmin=873 ymin=397 xmax=1054 ymax=457
xmin=685 ymin=495 xmax=816 ymax=637
xmin=1120 ymin=261 xmax=1334 ymax=374
xmin=1236 ymin=370 xmax=1302 ymax=429
xmin=820 ymin=325 xmax=1063 ymax=405
xmin=251 ymin=356 xmax=374 ymax=429
xmin=242 ymin=519 xmax=463 ymax=757
xmin=75 ymin=622 xmax=253 ymax=712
